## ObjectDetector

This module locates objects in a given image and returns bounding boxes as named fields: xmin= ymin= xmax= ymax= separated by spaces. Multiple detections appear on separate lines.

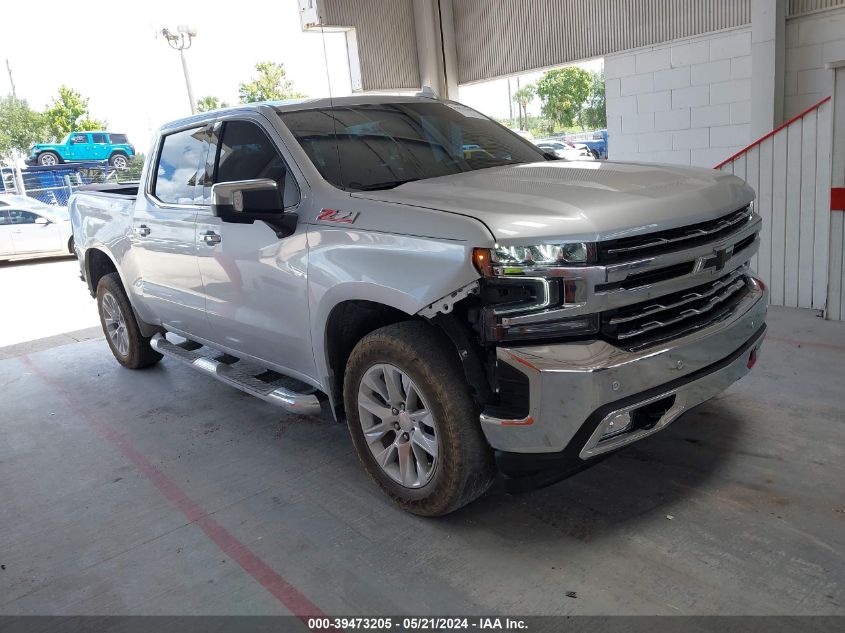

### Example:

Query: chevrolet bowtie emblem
xmin=695 ymin=245 xmax=734 ymax=273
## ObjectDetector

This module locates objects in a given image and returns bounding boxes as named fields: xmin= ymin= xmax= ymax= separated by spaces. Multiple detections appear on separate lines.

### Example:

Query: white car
xmin=535 ymin=139 xmax=595 ymax=160
xmin=0 ymin=195 xmax=74 ymax=262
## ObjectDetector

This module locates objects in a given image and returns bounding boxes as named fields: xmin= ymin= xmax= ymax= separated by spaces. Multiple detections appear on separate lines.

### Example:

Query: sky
xmin=0 ymin=0 xmax=602 ymax=153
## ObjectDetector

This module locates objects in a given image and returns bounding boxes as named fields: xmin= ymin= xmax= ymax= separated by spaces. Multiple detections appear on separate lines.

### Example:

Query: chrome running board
xmin=150 ymin=333 xmax=322 ymax=416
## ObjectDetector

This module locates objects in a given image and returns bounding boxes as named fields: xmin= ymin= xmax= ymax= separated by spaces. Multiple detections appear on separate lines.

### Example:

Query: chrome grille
xmin=601 ymin=267 xmax=751 ymax=350
xmin=598 ymin=207 xmax=752 ymax=263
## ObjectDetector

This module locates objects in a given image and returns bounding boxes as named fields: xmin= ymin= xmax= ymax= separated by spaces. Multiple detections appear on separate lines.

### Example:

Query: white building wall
xmin=784 ymin=7 xmax=845 ymax=118
xmin=606 ymin=27 xmax=754 ymax=167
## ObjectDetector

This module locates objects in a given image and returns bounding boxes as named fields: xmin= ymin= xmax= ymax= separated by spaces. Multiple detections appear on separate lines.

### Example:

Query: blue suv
xmin=27 ymin=132 xmax=136 ymax=169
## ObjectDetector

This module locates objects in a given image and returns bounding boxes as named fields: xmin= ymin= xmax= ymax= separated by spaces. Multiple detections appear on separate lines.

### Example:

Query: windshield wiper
xmin=352 ymin=178 xmax=420 ymax=191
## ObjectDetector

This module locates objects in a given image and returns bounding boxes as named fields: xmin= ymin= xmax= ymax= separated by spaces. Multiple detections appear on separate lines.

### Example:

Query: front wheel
xmin=96 ymin=273 xmax=162 ymax=369
xmin=343 ymin=321 xmax=495 ymax=516
xmin=37 ymin=151 xmax=59 ymax=166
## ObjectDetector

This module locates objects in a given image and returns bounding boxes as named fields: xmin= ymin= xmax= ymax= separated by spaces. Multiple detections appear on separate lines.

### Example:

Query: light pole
xmin=161 ymin=25 xmax=197 ymax=114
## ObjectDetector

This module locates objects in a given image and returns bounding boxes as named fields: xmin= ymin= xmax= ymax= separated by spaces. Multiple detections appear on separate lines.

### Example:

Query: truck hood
xmin=351 ymin=161 xmax=755 ymax=244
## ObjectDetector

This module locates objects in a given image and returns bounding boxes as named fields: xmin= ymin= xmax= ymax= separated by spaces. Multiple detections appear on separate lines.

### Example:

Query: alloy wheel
xmin=357 ymin=363 xmax=439 ymax=488
xmin=101 ymin=292 xmax=129 ymax=357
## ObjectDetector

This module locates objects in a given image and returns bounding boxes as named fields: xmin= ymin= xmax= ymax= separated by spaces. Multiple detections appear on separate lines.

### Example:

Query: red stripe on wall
xmin=832 ymin=188 xmax=845 ymax=211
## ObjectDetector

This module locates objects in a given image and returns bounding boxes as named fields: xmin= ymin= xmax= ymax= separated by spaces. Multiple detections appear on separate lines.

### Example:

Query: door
xmin=6 ymin=209 xmax=62 ymax=254
xmin=90 ymin=132 xmax=110 ymax=160
xmin=195 ymin=116 xmax=316 ymax=380
xmin=0 ymin=210 xmax=14 ymax=256
xmin=65 ymin=133 xmax=90 ymax=161
xmin=130 ymin=125 xmax=213 ymax=339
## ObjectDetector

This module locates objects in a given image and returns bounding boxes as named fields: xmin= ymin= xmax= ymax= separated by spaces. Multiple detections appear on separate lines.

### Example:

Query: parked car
xmin=27 ymin=132 xmax=135 ymax=169
xmin=535 ymin=139 xmax=594 ymax=160
xmin=0 ymin=195 xmax=73 ymax=261
xmin=69 ymin=96 xmax=767 ymax=516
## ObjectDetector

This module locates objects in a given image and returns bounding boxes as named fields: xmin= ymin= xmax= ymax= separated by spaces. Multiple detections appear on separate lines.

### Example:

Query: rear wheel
xmin=343 ymin=321 xmax=495 ymax=516
xmin=37 ymin=151 xmax=59 ymax=166
xmin=96 ymin=273 xmax=162 ymax=369
xmin=109 ymin=153 xmax=128 ymax=169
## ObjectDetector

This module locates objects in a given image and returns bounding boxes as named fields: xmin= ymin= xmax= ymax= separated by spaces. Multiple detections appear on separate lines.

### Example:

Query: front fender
xmin=307 ymin=226 xmax=482 ymax=389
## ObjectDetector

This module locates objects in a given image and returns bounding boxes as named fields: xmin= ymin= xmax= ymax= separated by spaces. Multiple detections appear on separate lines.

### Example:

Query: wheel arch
xmin=322 ymin=297 xmax=417 ymax=419
xmin=84 ymin=247 xmax=120 ymax=296
xmin=85 ymin=247 xmax=161 ymax=338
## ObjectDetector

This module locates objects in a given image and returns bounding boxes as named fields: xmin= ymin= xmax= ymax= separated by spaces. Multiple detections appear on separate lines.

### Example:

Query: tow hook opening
xmin=599 ymin=394 xmax=677 ymax=441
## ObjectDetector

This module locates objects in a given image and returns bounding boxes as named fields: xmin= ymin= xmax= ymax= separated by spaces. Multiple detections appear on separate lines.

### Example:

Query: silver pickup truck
xmin=70 ymin=95 xmax=768 ymax=515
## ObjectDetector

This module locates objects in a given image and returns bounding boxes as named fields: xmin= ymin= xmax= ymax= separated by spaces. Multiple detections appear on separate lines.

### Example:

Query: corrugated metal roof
xmin=453 ymin=0 xmax=751 ymax=84
xmin=788 ymin=0 xmax=845 ymax=16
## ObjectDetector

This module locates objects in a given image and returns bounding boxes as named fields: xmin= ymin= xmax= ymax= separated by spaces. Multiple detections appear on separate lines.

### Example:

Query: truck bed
xmin=77 ymin=182 xmax=139 ymax=198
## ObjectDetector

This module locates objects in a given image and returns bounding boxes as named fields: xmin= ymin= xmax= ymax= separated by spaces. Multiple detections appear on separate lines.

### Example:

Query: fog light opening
xmin=600 ymin=412 xmax=633 ymax=440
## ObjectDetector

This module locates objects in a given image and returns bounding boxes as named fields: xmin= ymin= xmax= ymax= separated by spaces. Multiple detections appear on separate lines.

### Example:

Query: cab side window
xmin=8 ymin=210 xmax=39 ymax=224
xmin=91 ymin=133 xmax=107 ymax=144
xmin=70 ymin=134 xmax=88 ymax=144
xmin=0 ymin=210 xmax=10 ymax=225
xmin=153 ymin=127 xmax=206 ymax=205
xmin=214 ymin=120 xmax=299 ymax=208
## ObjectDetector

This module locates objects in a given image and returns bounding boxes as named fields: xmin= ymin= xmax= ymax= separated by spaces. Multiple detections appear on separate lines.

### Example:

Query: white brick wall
xmin=606 ymin=27 xmax=752 ymax=166
xmin=784 ymin=8 xmax=845 ymax=118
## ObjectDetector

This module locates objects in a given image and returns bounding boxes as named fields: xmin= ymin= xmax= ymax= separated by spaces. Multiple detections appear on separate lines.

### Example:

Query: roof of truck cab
xmin=159 ymin=95 xmax=444 ymax=130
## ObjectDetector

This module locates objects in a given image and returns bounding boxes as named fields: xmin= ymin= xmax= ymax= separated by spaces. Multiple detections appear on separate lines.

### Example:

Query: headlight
xmin=474 ymin=243 xmax=594 ymax=277
xmin=473 ymin=245 xmax=598 ymax=343
xmin=493 ymin=242 xmax=589 ymax=266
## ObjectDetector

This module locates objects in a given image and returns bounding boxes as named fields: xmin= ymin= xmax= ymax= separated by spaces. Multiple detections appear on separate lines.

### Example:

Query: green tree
xmin=535 ymin=67 xmax=592 ymax=129
xmin=197 ymin=95 xmax=229 ymax=112
xmin=123 ymin=153 xmax=145 ymax=180
xmin=43 ymin=86 xmax=104 ymax=139
xmin=581 ymin=70 xmax=606 ymax=130
xmin=0 ymin=95 xmax=46 ymax=160
xmin=512 ymin=84 xmax=535 ymax=131
xmin=75 ymin=116 xmax=108 ymax=131
xmin=238 ymin=61 xmax=305 ymax=103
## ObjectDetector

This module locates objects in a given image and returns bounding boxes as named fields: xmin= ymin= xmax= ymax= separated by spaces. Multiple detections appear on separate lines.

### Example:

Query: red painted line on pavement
xmin=20 ymin=355 xmax=327 ymax=625
xmin=766 ymin=335 xmax=845 ymax=354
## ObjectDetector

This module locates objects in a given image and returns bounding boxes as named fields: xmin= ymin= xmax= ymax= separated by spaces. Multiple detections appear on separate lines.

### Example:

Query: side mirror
xmin=211 ymin=178 xmax=296 ymax=239
xmin=34 ymin=216 xmax=50 ymax=225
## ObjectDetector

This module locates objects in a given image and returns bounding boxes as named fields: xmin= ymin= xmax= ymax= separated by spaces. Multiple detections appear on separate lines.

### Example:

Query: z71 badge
xmin=317 ymin=208 xmax=359 ymax=224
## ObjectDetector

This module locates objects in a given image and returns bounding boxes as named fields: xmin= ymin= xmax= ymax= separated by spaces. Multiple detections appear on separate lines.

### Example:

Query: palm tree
xmin=512 ymin=84 xmax=535 ymax=130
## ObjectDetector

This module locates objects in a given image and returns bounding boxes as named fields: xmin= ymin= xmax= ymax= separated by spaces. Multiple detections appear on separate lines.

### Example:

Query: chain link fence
xmin=0 ymin=160 xmax=143 ymax=208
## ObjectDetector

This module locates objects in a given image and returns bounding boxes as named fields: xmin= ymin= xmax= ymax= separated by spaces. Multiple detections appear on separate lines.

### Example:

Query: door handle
xmin=135 ymin=224 xmax=151 ymax=237
xmin=201 ymin=230 xmax=221 ymax=246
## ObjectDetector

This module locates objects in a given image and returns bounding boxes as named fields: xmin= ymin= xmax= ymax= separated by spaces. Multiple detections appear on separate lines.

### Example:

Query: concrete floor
xmin=0 ymin=257 xmax=100 ymax=348
xmin=0 ymin=306 xmax=843 ymax=616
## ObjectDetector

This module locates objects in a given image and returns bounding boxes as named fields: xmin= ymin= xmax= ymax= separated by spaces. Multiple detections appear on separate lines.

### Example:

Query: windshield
xmin=278 ymin=101 xmax=549 ymax=191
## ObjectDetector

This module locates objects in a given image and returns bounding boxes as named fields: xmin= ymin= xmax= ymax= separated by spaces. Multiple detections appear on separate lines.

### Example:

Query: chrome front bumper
xmin=481 ymin=280 xmax=768 ymax=459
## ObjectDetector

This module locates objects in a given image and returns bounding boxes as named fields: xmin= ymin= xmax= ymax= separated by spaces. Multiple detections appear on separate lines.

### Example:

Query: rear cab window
xmin=110 ymin=134 xmax=129 ymax=144
xmin=152 ymin=127 xmax=207 ymax=205
xmin=91 ymin=133 xmax=108 ymax=144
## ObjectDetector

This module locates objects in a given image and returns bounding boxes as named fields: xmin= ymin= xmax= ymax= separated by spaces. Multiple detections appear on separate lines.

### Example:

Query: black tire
xmin=343 ymin=321 xmax=495 ymax=516
xmin=37 ymin=151 xmax=60 ymax=166
xmin=67 ymin=236 xmax=74 ymax=254
xmin=96 ymin=273 xmax=162 ymax=369
xmin=109 ymin=153 xmax=129 ymax=169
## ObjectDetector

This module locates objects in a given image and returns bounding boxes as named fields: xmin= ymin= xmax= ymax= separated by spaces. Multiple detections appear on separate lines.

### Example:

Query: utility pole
xmin=6 ymin=59 xmax=16 ymax=98
xmin=161 ymin=26 xmax=197 ymax=114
